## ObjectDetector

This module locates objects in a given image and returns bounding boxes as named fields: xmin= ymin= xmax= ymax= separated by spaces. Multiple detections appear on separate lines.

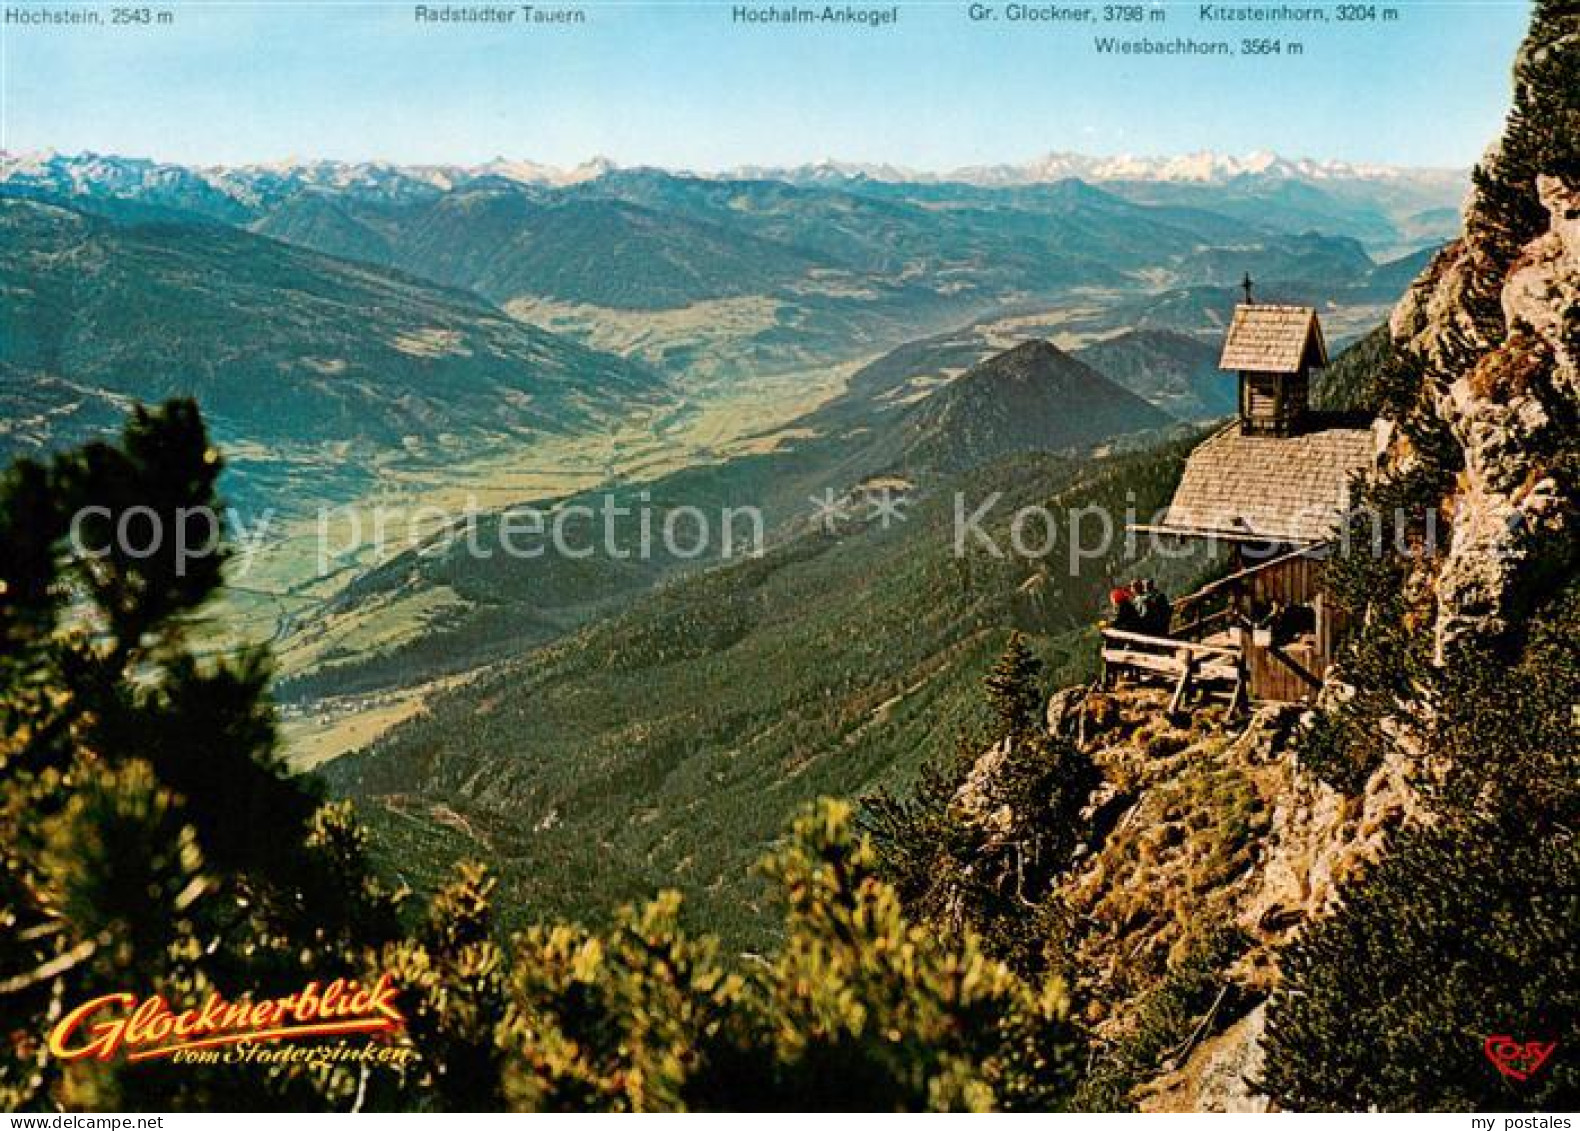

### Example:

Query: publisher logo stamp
xmin=1483 ymin=1035 xmax=1557 ymax=1082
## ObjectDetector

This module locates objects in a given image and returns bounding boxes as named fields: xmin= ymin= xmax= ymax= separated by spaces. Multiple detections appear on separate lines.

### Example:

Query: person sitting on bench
xmin=1131 ymin=578 xmax=1173 ymax=637
xmin=1109 ymin=583 xmax=1141 ymax=631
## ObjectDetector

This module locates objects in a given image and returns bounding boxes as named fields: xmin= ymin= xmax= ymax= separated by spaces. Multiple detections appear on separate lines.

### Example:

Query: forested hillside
xmin=325 ymin=434 xmax=1215 ymax=940
xmin=0 ymin=196 xmax=671 ymax=516
xmin=274 ymin=334 xmax=1178 ymax=704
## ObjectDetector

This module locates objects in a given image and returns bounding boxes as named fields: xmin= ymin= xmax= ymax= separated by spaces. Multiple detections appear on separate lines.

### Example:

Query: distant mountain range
xmin=1 ymin=147 xmax=1438 ymax=528
xmin=5 ymin=147 xmax=1463 ymax=191
xmin=734 ymin=149 xmax=1464 ymax=188
xmin=3 ymin=149 xmax=1464 ymax=260
xmin=3 ymin=150 xmax=1442 ymax=398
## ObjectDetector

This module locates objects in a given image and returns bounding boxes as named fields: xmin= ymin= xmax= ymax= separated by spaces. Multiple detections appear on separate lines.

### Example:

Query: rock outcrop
xmin=947 ymin=684 xmax=1420 ymax=1110
xmin=1387 ymin=0 xmax=1579 ymax=659
xmin=1141 ymin=1003 xmax=1271 ymax=1113
xmin=1392 ymin=174 xmax=1578 ymax=659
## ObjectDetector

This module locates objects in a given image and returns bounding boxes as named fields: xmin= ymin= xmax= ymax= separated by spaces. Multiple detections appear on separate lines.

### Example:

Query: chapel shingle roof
xmin=1219 ymin=304 xmax=1328 ymax=373
xmin=1159 ymin=419 xmax=1376 ymax=543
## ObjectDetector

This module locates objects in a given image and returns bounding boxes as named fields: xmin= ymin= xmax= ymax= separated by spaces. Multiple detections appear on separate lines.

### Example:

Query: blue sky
xmin=1 ymin=1 xmax=1532 ymax=170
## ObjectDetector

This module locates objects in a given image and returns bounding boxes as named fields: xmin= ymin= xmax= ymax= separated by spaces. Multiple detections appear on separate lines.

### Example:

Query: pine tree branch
xmin=0 ymin=936 xmax=98 ymax=996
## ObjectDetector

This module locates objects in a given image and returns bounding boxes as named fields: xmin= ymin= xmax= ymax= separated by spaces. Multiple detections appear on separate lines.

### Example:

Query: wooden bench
xmin=1099 ymin=626 xmax=1248 ymax=716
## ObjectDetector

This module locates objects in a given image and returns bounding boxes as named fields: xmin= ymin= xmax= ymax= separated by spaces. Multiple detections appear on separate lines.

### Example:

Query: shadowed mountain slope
xmin=256 ymin=188 xmax=828 ymax=310
xmin=0 ymin=197 xmax=669 ymax=461
xmin=897 ymin=340 xmax=1172 ymax=471
xmin=1073 ymin=329 xmax=1233 ymax=421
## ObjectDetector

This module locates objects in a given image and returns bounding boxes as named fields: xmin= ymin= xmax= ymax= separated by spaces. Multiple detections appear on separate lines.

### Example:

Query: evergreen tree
xmin=984 ymin=632 xmax=1045 ymax=738
xmin=867 ymin=642 xmax=1095 ymax=977
xmin=0 ymin=403 xmax=402 ymax=1110
xmin=1263 ymin=818 xmax=1578 ymax=1111
xmin=756 ymin=800 xmax=1082 ymax=1111
xmin=382 ymin=863 xmax=511 ymax=1110
xmin=498 ymin=800 xmax=1084 ymax=1111
xmin=1467 ymin=0 xmax=1580 ymax=284
xmin=860 ymin=739 xmax=977 ymax=915
xmin=1269 ymin=567 xmax=1579 ymax=1106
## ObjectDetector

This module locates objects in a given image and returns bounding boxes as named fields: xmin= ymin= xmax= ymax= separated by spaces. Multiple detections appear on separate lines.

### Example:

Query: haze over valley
xmin=0 ymin=148 xmax=1463 ymax=925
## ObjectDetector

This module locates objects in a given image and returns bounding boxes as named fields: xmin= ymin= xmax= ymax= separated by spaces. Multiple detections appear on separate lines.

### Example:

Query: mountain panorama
xmin=1 ymin=0 xmax=1575 ymax=1113
xmin=3 ymin=146 xmax=1465 ymax=187
xmin=0 ymin=143 xmax=1459 ymax=486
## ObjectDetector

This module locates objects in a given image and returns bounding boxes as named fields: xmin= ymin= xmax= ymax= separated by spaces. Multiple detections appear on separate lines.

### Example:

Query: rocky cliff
xmin=1031 ymin=689 xmax=1420 ymax=1110
xmin=1388 ymin=1 xmax=1578 ymax=658
xmin=1392 ymin=169 xmax=1578 ymax=659
xmin=945 ymin=4 xmax=1578 ymax=1109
